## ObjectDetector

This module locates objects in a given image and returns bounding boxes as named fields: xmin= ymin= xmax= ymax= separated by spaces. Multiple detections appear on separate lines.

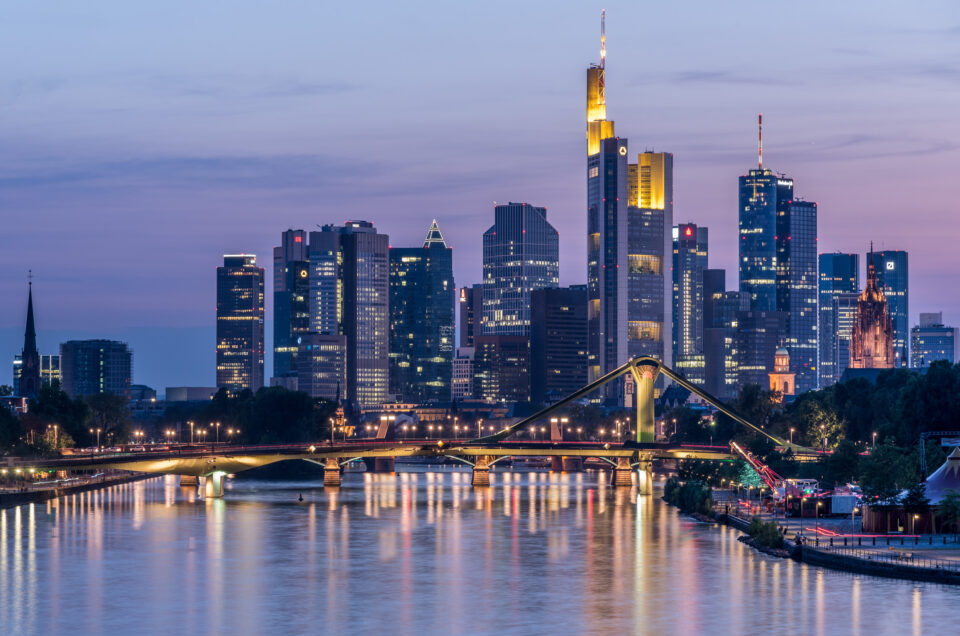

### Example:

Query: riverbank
xmin=0 ymin=472 xmax=154 ymax=509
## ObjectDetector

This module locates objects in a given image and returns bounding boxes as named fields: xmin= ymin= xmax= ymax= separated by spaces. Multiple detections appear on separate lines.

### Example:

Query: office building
xmin=389 ymin=221 xmax=455 ymax=404
xmin=736 ymin=311 xmax=787 ymax=389
xmin=673 ymin=223 xmax=707 ymax=384
xmin=273 ymin=230 xmax=309 ymax=382
xmin=473 ymin=335 xmax=530 ymax=404
xmin=832 ymin=293 xmax=859 ymax=377
xmin=850 ymin=255 xmax=894 ymax=369
xmin=702 ymin=270 xmax=749 ymax=399
xmin=911 ymin=313 xmax=958 ymax=368
xmin=482 ymin=202 xmax=559 ymax=335
xmin=452 ymin=348 xmax=475 ymax=401
xmin=308 ymin=221 xmax=389 ymax=408
xmin=458 ymin=284 xmax=484 ymax=348
xmin=530 ymin=286 xmax=588 ymax=404
xmin=12 ymin=354 xmax=60 ymax=396
xmin=818 ymin=253 xmax=859 ymax=387
xmin=60 ymin=340 xmax=132 ymax=399
xmin=868 ymin=250 xmax=909 ymax=367
xmin=216 ymin=254 xmax=265 ymax=392
xmin=776 ymin=199 xmax=818 ymax=393
xmin=297 ymin=333 xmax=347 ymax=401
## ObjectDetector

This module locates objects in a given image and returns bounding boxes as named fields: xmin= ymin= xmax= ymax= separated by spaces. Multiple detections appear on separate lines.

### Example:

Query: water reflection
xmin=0 ymin=470 xmax=956 ymax=635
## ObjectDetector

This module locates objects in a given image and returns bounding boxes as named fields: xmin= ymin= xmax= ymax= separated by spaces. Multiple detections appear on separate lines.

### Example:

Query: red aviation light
xmin=684 ymin=227 xmax=693 ymax=237
xmin=294 ymin=236 xmax=302 ymax=243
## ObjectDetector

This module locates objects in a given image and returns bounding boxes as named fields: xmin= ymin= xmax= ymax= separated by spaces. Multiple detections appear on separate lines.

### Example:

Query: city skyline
xmin=3 ymin=2 xmax=960 ymax=390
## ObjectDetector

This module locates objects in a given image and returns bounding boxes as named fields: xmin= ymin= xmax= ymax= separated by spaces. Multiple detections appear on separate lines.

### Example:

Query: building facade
xmin=12 ymin=354 xmax=60 ymax=396
xmin=388 ymin=221 xmax=455 ymax=404
xmin=736 ymin=311 xmax=787 ymax=389
xmin=482 ymin=202 xmax=559 ymax=336
xmin=832 ymin=293 xmax=859 ymax=377
xmin=530 ymin=286 xmax=588 ymax=404
xmin=216 ymin=254 xmax=265 ymax=392
xmin=818 ymin=252 xmax=859 ymax=387
xmin=273 ymin=230 xmax=309 ymax=382
xmin=296 ymin=333 xmax=347 ymax=401
xmin=458 ymin=284 xmax=484 ymax=348
xmin=868 ymin=250 xmax=909 ymax=367
xmin=911 ymin=313 xmax=958 ymax=368
xmin=776 ymin=199 xmax=818 ymax=393
xmin=673 ymin=223 xmax=707 ymax=384
xmin=702 ymin=270 xmax=749 ymax=399
xmin=60 ymin=340 xmax=132 ymax=399
xmin=452 ymin=348 xmax=475 ymax=401
xmin=473 ymin=335 xmax=530 ymax=404
xmin=308 ymin=221 xmax=389 ymax=408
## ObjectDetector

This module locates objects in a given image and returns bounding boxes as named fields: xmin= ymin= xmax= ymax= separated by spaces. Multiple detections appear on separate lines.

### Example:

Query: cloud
xmin=670 ymin=70 xmax=793 ymax=86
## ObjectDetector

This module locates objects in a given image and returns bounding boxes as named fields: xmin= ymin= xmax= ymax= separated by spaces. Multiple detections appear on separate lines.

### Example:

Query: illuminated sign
xmin=619 ymin=146 xmax=627 ymax=156
xmin=886 ymin=261 xmax=895 ymax=271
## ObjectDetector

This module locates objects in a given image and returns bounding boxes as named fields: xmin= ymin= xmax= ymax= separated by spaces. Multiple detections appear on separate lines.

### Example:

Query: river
xmin=0 ymin=469 xmax=955 ymax=635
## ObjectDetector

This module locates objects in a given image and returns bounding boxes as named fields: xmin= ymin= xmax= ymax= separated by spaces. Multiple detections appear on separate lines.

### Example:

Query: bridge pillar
xmin=612 ymin=457 xmax=633 ymax=487
xmin=204 ymin=471 xmax=226 ymax=498
xmin=630 ymin=361 xmax=660 ymax=444
xmin=636 ymin=458 xmax=654 ymax=496
xmin=472 ymin=456 xmax=494 ymax=487
xmin=324 ymin=457 xmax=341 ymax=487
xmin=179 ymin=475 xmax=199 ymax=488
xmin=363 ymin=457 xmax=395 ymax=473
xmin=561 ymin=456 xmax=583 ymax=472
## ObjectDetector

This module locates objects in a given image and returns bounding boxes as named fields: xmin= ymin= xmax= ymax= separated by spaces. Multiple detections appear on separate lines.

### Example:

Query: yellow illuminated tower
xmin=586 ymin=10 xmax=615 ymax=155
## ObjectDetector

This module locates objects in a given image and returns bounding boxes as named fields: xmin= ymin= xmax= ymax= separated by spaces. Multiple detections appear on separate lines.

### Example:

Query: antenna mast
xmin=600 ymin=10 xmax=606 ymax=69
xmin=758 ymin=113 xmax=763 ymax=170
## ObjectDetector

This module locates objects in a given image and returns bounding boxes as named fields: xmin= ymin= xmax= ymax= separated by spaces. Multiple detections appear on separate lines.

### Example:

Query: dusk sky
xmin=2 ymin=1 xmax=959 ymax=392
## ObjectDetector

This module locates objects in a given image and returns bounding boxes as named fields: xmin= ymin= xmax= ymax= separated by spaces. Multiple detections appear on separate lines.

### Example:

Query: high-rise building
xmin=308 ymin=221 xmax=389 ymax=408
xmin=12 ymin=354 xmax=60 ymax=396
xmin=627 ymin=153 xmax=674 ymax=367
xmin=702 ymin=270 xmax=749 ymax=399
xmin=296 ymin=333 xmax=346 ymax=401
xmin=911 ymin=313 xmax=958 ymax=368
xmin=776 ymin=199 xmax=818 ymax=393
xmin=458 ymin=284 xmax=484 ymax=348
xmin=736 ymin=310 xmax=787 ymax=389
xmin=530 ymin=286 xmax=588 ymax=404
xmin=673 ymin=223 xmax=707 ymax=384
xmin=17 ymin=282 xmax=41 ymax=398
xmin=60 ymin=340 xmax=132 ymax=399
xmin=482 ymin=203 xmax=559 ymax=336
xmin=473 ymin=335 xmax=530 ymax=404
xmin=868 ymin=250 xmax=909 ymax=367
xmin=818 ymin=253 xmax=859 ymax=387
xmin=389 ymin=221 xmax=455 ymax=404
xmin=850 ymin=253 xmax=894 ymax=369
xmin=273 ymin=230 xmax=309 ymax=382
xmin=216 ymin=254 xmax=265 ymax=392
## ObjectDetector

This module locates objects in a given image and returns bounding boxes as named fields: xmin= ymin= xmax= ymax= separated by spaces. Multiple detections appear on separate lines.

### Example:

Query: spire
xmin=423 ymin=219 xmax=448 ymax=248
xmin=758 ymin=113 xmax=763 ymax=169
xmin=24 ymin=277 xmax=37 ymax=355
xmin=600 ymin=9 xmax=606 ymax=70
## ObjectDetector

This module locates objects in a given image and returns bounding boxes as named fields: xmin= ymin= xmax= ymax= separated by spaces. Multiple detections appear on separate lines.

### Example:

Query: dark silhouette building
xmin=18 ymin=282 xmax=41 ymax=398
xmin=473 ymin=335 xmax=530 ymax=404
xmin=530 ymin=286 xmax=588 ymax=403
xmin=458 ymin=284 xmax=484 ymax=348
xmin=272 ymin=230 xmax=309 ymax=384
xmin=60 ymin=340 xmax=132 ymax=399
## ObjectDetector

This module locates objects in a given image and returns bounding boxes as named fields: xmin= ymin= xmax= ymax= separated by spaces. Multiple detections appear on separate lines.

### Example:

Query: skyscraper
xmin=308 ymin=221 xmax=389 ymax=408
xmin=18 ymin=282 xmax=41 ymax=398
xmin=911 ymin=313 xmax=958 ymax=368
xmin=389 ymin=221 xmax=455 ymax=404
xmin=818 ymin=253 xmax=859 ymax=387
xmin=736 ymin=310 xmax=787 ymax=389
xmin=473 ymin=335 xmax=530 ymax=404
xmin=216 ymin=254 xmax=265 ymax=392
xmin=296 ymin=333 xmax=347 ymax=401
xmin=627 ymin=152 xmax=674 ymax=366
xmin=530 ymin=286 xmax=588 ymax=404
xmin=673 ymin=223 xmax=707 ymax=384
xmin=60 ymin=340 xmax=132 ymax=399
xmin=273 ymin=230 xmax=309 ymax=382
xmin=850 ymin=253 xmax=894 ymax=369
xmin=868 ymin=250 xmax=909 ymax=367
xmin=703 ymin=270 xmax=750 ymax=399
xmin=482 ymin=202 xmax=559 ymax=335
xmin=776 ymin=199 xmax=818 ymax=392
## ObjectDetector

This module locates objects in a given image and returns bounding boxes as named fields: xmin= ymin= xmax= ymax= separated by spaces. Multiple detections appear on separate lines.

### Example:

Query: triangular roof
xmin=423 ymin=220 xmax=447 ymax=248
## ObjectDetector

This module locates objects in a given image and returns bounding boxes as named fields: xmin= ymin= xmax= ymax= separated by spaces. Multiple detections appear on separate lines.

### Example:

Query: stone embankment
xmin=0 ymin=472 xmax=153 ymax=509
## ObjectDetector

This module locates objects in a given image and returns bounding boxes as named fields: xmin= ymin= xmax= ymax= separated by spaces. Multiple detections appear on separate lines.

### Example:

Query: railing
xmin=810 ymin=545 xmax=960 ymax=575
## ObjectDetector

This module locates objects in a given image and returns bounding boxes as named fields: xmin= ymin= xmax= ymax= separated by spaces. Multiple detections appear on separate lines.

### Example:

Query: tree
xmin=0 ymin=407 xmax=22 ymax=451
xmin=0 ymin=385 xmax=13 ymax=397
xmin=85 ymin=393 xmax=131 ymax=444
xmin=937 ymin=490 xmax=960 ymax=539
xmin=823 ymin=439 xmax=861 ymax=488
xmin=858 ymin=440 xmax=917 ymax=506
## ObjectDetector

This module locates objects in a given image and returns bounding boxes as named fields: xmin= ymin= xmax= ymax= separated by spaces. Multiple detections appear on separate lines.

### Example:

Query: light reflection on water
xmin=0 ymin=470 xmax=955 ymax=635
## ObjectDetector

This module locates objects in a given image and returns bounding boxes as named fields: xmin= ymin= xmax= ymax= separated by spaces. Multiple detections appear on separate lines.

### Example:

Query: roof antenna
xmin=600 ymin=9 xmax=606 ymax=70
xmin=758 ymin=113 xmax=763 ymax=170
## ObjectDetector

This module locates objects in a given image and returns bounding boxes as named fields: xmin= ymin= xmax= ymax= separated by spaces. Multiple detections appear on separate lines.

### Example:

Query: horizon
xmin=2 ymin=0 xmax=959 ymax=390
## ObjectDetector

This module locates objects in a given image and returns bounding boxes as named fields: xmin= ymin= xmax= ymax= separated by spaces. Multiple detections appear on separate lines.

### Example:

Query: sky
xmin=2 ymin=1 xmax=959 ymax=392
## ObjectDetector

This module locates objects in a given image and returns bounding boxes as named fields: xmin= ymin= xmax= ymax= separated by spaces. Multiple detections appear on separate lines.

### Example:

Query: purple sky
xmin=2 ymin=1 xmax=959 ymax=391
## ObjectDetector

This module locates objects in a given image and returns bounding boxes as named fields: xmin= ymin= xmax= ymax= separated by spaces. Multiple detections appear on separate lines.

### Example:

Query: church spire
xmin=24 ymin=277 xmax=37 ymax=356
xmin=19 ymin=274 xmax=41 ymax=398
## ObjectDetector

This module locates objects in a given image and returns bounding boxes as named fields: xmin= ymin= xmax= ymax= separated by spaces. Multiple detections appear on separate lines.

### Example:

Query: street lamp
xmin=188 ymin=421 xmax=195 ymax=444
xmin=872 ymin=431 xmax=877 ymax=449
xmin=477 ymin=418 xmax=484 ymax=438
xmin=801 ymin=497 xmax=807 ymax=538
xmin=913 ymin=513 xmax=920 ymax=535
xmin=790 ymin=427 xmax=795 ymax=444
xmin=89 ymin=427 xmax=102 ymax=449
xmin=215 ymin=421 xmax=221 ymax=444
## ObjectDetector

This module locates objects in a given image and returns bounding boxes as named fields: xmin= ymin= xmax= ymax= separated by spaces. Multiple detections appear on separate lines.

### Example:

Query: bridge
xmin=20 ymin=356 xmax=814 ymax=497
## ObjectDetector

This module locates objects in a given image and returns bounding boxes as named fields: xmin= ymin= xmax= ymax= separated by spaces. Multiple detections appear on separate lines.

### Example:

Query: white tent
xmin=923 ymin=447 xmax=960 ymax=505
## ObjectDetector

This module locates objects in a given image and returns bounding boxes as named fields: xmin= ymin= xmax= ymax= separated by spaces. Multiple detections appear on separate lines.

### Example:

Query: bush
xmin=747 ymin=517 xmax=783 ymax=549
xmin=663 ymin=477 xmax=714 ymax=516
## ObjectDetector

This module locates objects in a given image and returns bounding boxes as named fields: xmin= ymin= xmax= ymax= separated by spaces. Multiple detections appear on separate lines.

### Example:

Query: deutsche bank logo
xmin=886 ymin=261 xmax=895 ymax=271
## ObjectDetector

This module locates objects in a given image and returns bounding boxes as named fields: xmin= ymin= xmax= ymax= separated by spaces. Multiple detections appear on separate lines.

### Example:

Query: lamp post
xmin=477 ymin=418 xmax=483 ymax=439
xmin=816 ymin=501 xmax=822 ymax=537
xmin=215 ymin=421 xmax=221 ymax=444
xmin=89 ymin=427 xmax=102 ymax=450
xmin=872 ymin=431 xmax=877 ymax=449
xmin=790 ymin=427 xmax=795 ymax=444
xmin=188 ymin=421 xmax=195 ymax=444
xmin=801 ymin=497 xmax=807 ymax=539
